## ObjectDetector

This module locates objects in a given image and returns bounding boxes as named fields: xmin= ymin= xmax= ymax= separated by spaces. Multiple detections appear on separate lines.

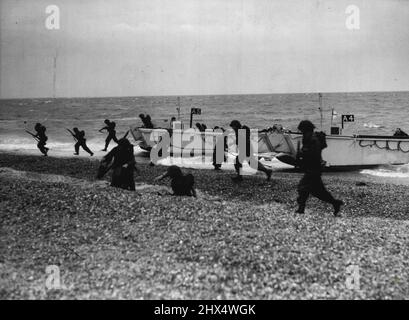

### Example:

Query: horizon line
xmin=1 ymin=89 xmax=409 ymax=101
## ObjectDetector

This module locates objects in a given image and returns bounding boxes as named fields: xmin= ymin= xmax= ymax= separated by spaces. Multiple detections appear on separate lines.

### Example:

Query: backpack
xmin=314 ymin=131 xmax=327 ymax=150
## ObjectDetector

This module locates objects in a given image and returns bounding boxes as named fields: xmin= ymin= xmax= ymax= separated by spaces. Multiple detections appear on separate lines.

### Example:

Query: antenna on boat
xmin=177 ymin=96 xmax=181 ymax=120
xmin=318 ymin=93 xmax=323 ymax=129
xmin=330 ymin=108 xmax=334 ymax=128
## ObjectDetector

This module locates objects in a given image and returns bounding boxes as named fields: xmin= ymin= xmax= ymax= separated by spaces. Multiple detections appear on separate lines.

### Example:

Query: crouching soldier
xmin=97 ymin=138 xmax=136 ymax=191
xmin=155 ymin=165 xmax=196 ymax=197
xmin=296 ymin=120 xmax=343 ymax=216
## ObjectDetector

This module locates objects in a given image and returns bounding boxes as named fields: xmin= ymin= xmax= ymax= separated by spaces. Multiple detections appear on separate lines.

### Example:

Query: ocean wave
xmin=361 ymin=164 xmax=409 ymax=178
xmin=363 ymin=122 xmax=385 ymax=129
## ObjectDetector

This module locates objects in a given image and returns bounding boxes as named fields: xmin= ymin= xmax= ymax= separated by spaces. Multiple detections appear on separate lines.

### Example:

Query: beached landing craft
xmin=130 ymin=110 xmax=409 ymax=169
xmin=131 ymin=125 xmax=409 ymax=168
xmin=261 ymin=127 xmax=409 ymax=168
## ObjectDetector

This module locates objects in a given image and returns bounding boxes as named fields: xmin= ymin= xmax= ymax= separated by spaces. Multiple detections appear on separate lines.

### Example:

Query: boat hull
xmin=130 ymin=126 xmax=409 ymax=168
xmin=264 ymin=131 xmax=409 ymax=167
xmin=131 ymin=127 xmax=224 ymax=155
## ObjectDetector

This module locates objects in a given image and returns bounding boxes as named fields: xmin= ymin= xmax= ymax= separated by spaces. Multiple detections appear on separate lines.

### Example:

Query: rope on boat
xmin=358 ymin=139 xmax=409 ymax=153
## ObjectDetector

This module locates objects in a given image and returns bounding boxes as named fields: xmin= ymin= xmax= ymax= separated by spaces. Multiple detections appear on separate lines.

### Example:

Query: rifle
xmin=122 ymin=130 xmax=130 ymax=139
xmin=25 ymin=130 xmax=40 ymax=141
xmin=66 ymin=128 xmax=78 ymax=142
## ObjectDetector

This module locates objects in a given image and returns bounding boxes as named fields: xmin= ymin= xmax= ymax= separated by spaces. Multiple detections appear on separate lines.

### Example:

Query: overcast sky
xmin=1 ymin=0 xmax=408 ymax=98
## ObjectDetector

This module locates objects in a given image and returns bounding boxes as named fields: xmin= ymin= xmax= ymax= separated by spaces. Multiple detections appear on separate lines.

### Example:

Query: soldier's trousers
xmin=111 ymin=166 xmax=135 ymax=191
xmin=297 ymin=173 xmax=336 ymax=209
xmin=234 ymin=156 xmax=268 ymax=175
xmin=212 ymin=145 xmax=226 ymax=168
xmin=75 ymin=141 xmax=93 ymax=155
xmin=37 ymin=140 xmax=48 ymax=155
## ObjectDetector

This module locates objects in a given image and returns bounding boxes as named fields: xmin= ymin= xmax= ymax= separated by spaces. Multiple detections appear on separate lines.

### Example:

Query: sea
xmin=1 ymin=91 xmax=409 ymax=183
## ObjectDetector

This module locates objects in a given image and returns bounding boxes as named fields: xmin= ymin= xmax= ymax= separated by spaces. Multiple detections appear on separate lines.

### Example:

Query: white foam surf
xmin=361 ymin=164 xmax=409 ymax=179
xmin=363 ymin=122 xmax=385 ymax=129
xmin=155 ymin=154 xmax=292 ymax=173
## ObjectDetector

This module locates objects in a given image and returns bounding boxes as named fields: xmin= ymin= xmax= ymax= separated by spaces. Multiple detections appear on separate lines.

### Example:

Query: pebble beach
xmin=0 ymin=152 xmax=408 ymax=299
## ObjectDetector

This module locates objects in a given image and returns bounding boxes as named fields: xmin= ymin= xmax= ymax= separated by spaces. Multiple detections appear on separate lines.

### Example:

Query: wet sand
xmin=0 ymin=152 xmax=408 ymax=299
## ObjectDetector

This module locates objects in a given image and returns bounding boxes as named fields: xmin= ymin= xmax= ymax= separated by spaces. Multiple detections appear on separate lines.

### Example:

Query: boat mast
xmin=177 ymin=96 xmax=181 ymax=120
xmin=330 ymin=108 xmax=335 ymax=128
xmin=318 ymin=93 xmax=323 ymax=129
xmin=52 ymin=49 xmax=58 ymax=98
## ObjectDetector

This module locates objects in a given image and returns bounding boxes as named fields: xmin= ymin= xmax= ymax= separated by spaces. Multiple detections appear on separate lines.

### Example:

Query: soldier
xmin=212 ymin=126 xmax=228 ymax=170
xmin=296 ymin=120 xmax=343 ymax=216
xmin=32 ymin=123 xmax=49 ymax=156
xmin=97 ymin=138 xmax=136 ymax=191
xmin=67 ymin=127 xmax=93 ymax=156
xmin=139 ymin=114 xmax=154 ymax=129
xmin=99 ymin=119 xmax=119 ymax=151
xmin=155 ymin=165 xmax=196 ymax=197
xmin=229 ymin=120 xmax=272 ymax=182
xmin=195 ymin=123 xmax=205 ymax=132
xmin=169 ymin=117 xmax=176 ymax=129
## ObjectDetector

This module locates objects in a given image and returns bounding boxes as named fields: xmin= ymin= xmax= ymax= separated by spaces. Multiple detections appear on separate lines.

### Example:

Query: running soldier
xmin=67 ymin=127 xmax=94 ymax=156
xmin=296 ymin=120 xmax=343 ymax=216
xmin=99 ymin=119 xmax=119 ymax=151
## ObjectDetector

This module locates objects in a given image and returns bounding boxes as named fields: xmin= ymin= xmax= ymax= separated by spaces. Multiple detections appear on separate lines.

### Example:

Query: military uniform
xmin=212 ymin=129 xmax=228 ymax=170
xmin=103 ymin=139 xmax=136 ymax=191
xmin=34 ymin=123 xmax=49 ymax=156
xmin=100 ymin=120 xmax=119 ymax=151
xmin=296 ymin=133 xmax=340 ymax=213
xmin=73 ymin=130 xmax=93 ymax=156
xmin=229 ymin=120 xmax=272 ymax=181
xmin=156 ymin=165 xmax=196 ymax=197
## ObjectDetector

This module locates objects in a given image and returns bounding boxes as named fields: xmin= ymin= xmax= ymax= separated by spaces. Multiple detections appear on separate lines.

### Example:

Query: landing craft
xmin=129 ymin=105 xmax=409 ymax=169
xmin=262 ymin=128 xmax=409 ymax=168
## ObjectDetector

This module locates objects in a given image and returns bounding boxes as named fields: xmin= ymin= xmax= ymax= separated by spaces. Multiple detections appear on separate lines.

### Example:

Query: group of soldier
xmin=218 ymin=119 xmax=343 ymax=216
xmin=27 ymin=118 xmax=343 ymax=217
xmin=26 ymin=119 xmax=122 ymax=157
